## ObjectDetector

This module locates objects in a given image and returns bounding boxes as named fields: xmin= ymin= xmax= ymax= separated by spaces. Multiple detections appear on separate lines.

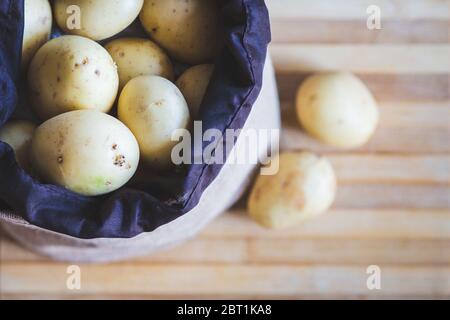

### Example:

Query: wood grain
xmin=277 ymin=74 xmax=450 ymax=102
xmin=270 ymin=45 xmax=450 ymax=74
xmin=329 ymin=154 xmax=450 ymax=184
xmin=271 ymin=20 xmax=450 ymax=44
xmin=1 ymin=263 xmax=449 ymax=298
xmin=266 ymin=0 xmax=450 ymax=20
xmin=282 ymin=124 xmax=450 ymax=153
xmin=1 ymin=0 xmax=449 ymax=300
xmin=2 ymin=233 xmax=449 ymax=266
xmin=200 ymin=209 xmax=450 ymax=240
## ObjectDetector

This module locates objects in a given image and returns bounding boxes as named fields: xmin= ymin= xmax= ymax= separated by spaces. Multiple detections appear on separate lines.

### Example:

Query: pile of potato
xmin=0 ymin=0 xmax=221 ymax=196
xmin=0 ymin=0 xmax=380 ymax=233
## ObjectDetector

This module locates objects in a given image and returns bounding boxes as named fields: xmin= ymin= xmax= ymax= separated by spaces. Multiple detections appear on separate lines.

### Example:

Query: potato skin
xmin=28 ymin=35 xmax=119 ymax=121
xmin=105 ymin=38 xmax=174 ymax=90
xmin=0 ymin=120 xmax=36 ymax=172
xmin=140 ymin=0 xmax=221 ymax=64
xmin=176 ymin=64 xmax=214 ymax=118
xmin=30 ymin=110 xmax=139 ymax=196
xmin=118 ymin=76 xmax=190 ymax=169
xmin=54 ymin=0 xmax=144 ymax=41
xmin=248 ymin=152 xmax=336 ymax=229
xmin=22 ymin=0 xmax=52 ymax=69
xmin=296 ymin=72 xmax=379 ymax=149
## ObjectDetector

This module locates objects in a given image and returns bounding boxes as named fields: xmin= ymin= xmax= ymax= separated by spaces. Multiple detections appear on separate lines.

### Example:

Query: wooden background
xmin=1 ymin=0 xmax=449 ymax=299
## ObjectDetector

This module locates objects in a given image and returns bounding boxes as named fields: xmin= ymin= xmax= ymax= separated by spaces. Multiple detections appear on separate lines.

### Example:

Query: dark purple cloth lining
xmin=0 ymin=0 xmax=270 ymax=239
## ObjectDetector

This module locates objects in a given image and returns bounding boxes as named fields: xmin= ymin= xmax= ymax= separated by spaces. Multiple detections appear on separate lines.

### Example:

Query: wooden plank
xmin=137 ymin=239 xmax=247 ymax=264
xmin=2 ymin=292 xmax=447 ymax=299
xmin=329 ymin=154 xmax=450 ymax=184
xmin=266 ymin=0 xmax=450 ymax=20
xmin=281 ymin=121 xmax=450 ymax=153
xmin=3 ymin=208 xmax=449 ymax=256
xmin=334 ymin=185 xmax=450 ymax=209
xmin=279 ymin=80 xmax=450 ymax=154
xmin=248 ymin=239 xmax=450 ymax=265
xmin=270 ymin=44 xmax=450 ymax=74
xmin=378 ymin=103 xmax=450 ymax=128
xmin=2 ymin=234 xmax=448 ymax=266
xmin=276 ymin=73 xmax=450 ymax=102
xmin=1 ymin=263 xmax=449 ymax=298
xmin=1 ymin=293 xmax=445 ymax=300
xmin=0 ymin=236 xmax=248 ymax=263
xmin=280 ymin=101 xmax=450 ymax=153
xmin=281 ymin=101 xmax=450 ymax=128
xmin=271 ymin=20 xmax=450 ymax=44
xmin=200 ymin=209 xmax=450 ymax=240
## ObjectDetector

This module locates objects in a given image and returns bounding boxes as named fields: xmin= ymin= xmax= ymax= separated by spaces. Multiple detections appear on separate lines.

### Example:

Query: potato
xmin=118 ymin=75 xmax=190 ymax=168
xmin=30 ymin=110 xmax=139 ymax=196
xmin=28 ymin=35 xmax=119 ymax=121
xmin=105 ymin=38 xmax=174 ymax=90
xmin=0 ymin=120 xmax=36 ymax=172
xmin=140 ymin=0 xmax=221 ymax=64
xmin=176 ymin=64 xmax=214 ymax=118
xmin=22 ymin=0 xmax=52 ymax=69
xmin=296 ymin=72 xmax=379 ymax=148
xmin=53 ymin=0 xmax=144 ymax=41
xmin=248 ymin=152 xmax=336 ymax=229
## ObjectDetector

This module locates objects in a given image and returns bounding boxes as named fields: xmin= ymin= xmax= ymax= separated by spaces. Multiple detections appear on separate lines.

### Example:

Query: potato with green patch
xmin=30 ymin=110 xmax=139 ymax=196
xmin=22 ymin=0 xmax=52 ymax=69
xmin=28 ymin=35 xmax=119 ymax=121
xmin=296 ymin=72 xmax=379 ymax=148
xmin=0 ymin=120 xmax=36 ymax=173
xmin=105 ymin=37 xmax=174 ymax=91
xmin=54 ymin=0 xmax=144 ymax=41
xmin=140 ymin=0 xmax=222 ymax=64
xmin=176 ymin=64 xmax=214 ymax=118
xmin=118 ymin=75 xmax=190 ymax=169
xmin=248 ymin=152 xmax=336 ymax=229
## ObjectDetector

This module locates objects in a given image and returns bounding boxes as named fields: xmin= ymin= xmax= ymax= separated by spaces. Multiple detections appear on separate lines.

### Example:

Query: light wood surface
xmin=1 ymin=0 xmax=449 ymax=299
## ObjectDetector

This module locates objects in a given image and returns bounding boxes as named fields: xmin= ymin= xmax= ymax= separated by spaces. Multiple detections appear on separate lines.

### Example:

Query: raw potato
xmin=22 ymin=0 xmax=52 ymax=69
xmin=54 ymin=0 xmax=144 ymax=41
xmin=248 ymin=152 xmax=336 ymax=229
xmin=30 ymin=110 xmax=139 ymax=196
xmin=105 ymin=38 xmax=174 ymax=90
xmin=140 ymin=0 xmax=221 ymax=64
xmin=118 ymin=76 xmax=190 ymax=168
xmin=28 ymin=35 xmax=119 ymax=121
xmin=296 ymin=72 xmax=379 ymax=148
xmin=0 ymin=120 xmax=36 ymax=172
xmin=176 ymin=64 xmax=214 ymax=118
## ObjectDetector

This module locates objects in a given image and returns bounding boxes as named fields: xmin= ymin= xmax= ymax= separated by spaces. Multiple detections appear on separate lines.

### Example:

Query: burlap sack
xmin=0 ymin=56 xmax=280 ymax=262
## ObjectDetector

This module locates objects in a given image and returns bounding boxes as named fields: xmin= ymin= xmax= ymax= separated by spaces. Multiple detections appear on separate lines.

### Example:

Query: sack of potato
xmin=0 ymin=0 xmax=279 ymax=262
